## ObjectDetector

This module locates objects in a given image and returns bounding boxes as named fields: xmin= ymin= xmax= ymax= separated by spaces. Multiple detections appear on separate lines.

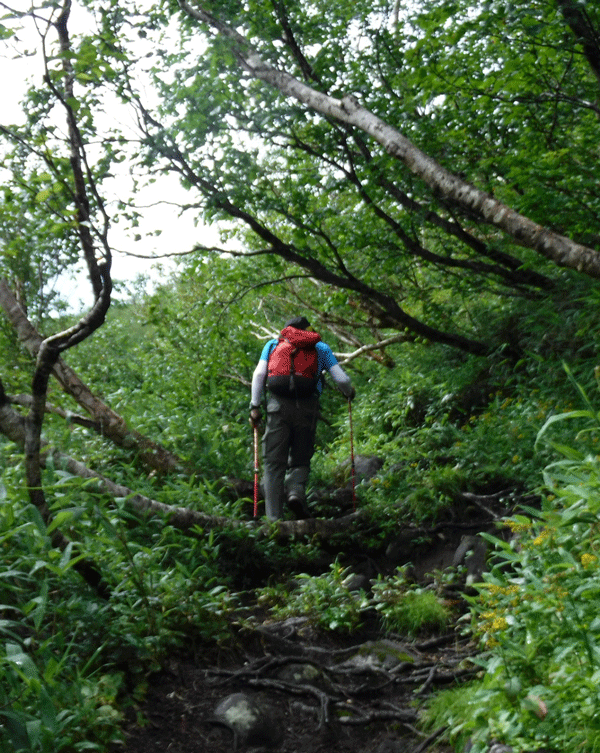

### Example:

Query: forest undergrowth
xmin=3 ymin=274 xmax=600 ymax=752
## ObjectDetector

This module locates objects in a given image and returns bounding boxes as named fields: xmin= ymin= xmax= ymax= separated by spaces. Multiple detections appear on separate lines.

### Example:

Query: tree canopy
xmin=3 ymin=0 xmax=599 ymax=355
xmin=78 ymin=0 xmax=600 ymax=352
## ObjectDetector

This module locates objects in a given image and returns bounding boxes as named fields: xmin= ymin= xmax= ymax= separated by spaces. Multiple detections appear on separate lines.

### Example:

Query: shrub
xmin=423 ymin=382 xmax=600 ymax=752
xmin=371 ymin=568 xmax=450 ymax=637
xmin=257 ymin=562 xmax=368 ymax=634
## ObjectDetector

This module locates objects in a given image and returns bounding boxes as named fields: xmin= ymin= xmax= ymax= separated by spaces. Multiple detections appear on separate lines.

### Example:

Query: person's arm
xmin=250 ymin=359 xmax=268 ymax=406
xmin=319 ymin=342 xmax=355 ymax=399
xmin=329 ymin=363 xmax=355 ymax=399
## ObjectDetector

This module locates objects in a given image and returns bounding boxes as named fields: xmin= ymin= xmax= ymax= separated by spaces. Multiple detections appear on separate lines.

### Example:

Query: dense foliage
xmin=426 ymin=388 xmax=600 ymax=751
xmin=2 ymin=1 xmax=600 ymax=751
xmin=2 ymin=259 xmax=600 ymax=750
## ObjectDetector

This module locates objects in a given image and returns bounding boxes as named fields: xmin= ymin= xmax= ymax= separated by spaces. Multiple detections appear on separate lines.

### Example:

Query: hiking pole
xmin=348 ymin=398 xmax=356 ymax=512
xmin=253 ymin=423 xmax=260 ymax=519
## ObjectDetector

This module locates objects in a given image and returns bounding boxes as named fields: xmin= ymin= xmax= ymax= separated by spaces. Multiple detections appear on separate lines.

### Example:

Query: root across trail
xmin=122 ymin=616 xmax=475 ymax=753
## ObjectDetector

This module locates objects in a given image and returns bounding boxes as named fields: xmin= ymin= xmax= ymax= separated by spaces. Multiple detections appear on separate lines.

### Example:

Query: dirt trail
xmin=121 ymin=619 xmax=472 ymax=753
xmin=120 ymin=485 xmax=522 ymax=752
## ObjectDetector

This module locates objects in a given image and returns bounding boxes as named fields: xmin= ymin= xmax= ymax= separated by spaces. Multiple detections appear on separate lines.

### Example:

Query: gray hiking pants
xmin=262 ymin=393 xmax=319 ymax=520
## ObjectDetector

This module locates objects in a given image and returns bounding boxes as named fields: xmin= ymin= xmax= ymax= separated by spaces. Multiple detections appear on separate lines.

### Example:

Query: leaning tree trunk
xmin=0 ymin=278 xmax=189 ymax=475
xmin=9 ymin=0 xmax=116 ymax=597
xmin=0 ymin=388 xmax=362 ymax=541
xmin=178 ymin=0 xmax=600 ymax=280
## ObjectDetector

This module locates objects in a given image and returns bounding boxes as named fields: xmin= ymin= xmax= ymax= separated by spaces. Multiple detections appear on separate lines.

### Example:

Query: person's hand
xmin=347 ymin=386 xmax=356 ymax=401
xmin=249 ymin=407 xmax=262 ymax=427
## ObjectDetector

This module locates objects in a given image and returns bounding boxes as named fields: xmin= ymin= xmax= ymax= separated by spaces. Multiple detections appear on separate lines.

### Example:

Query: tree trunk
xmin=0 ymin=390 xmax=363 ymax=541
xmin=557 ymin=0 xmax=600 ymax=86
xmin=0 ymin=279 xmax=190 ymax=475
xmin=0 ymin=377 xmax=109 ymax=597
xmin=178 ymin=0 xmax=600 ymax=280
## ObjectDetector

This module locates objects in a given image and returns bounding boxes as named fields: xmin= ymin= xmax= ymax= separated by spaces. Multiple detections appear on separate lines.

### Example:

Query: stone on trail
xmin=275 ymin=662 xmax=325 ymax=687
xmin=335 ymin=639 xmax=419 ymax=672
xmin=211 ymin=692 xmax=282 ymax=749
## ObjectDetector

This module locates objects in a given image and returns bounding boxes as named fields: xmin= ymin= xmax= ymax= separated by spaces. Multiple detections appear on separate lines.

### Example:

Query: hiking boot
xmin=287 ymin=496 xmax=310 ymax=520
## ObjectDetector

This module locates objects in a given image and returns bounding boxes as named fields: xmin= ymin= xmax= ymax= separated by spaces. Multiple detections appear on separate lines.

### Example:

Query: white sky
xmin=1 ymin=4 xmax=219 ymax=310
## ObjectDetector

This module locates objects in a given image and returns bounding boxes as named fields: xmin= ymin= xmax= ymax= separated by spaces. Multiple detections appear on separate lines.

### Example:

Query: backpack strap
xmin=263 ymin=340 xmax=278 ymax=395
xmin=282 ymin=337 xmax=298 ymax=393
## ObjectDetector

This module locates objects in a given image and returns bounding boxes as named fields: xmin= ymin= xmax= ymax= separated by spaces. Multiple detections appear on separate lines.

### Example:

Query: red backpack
xmin=266 ymin=326 xmax=322 ymax=398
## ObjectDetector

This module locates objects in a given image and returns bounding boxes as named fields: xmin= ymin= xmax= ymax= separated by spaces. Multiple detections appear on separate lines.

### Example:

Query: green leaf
xmin=5 ymin=642 xmax=40 ymax=680
xmin=38 ymin=686 xmax=58 ymax=734
xmin=46 ymin=510 xmax=76 ymax=535
xmin=536 ymin=411 xmax=596 ymax=448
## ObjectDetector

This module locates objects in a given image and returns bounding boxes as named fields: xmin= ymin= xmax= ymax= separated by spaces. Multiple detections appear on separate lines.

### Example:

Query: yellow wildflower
xmin=504 ymin=519 xmax=531 ymax=534
xmin=581 ymin=553 xmax=598 ymax=568
xmin=533 ymin=529 xmax=551 ymax=546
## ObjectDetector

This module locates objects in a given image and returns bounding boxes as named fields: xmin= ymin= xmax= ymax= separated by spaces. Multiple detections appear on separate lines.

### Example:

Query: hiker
xmin=249 ymin=316 xmax=355 ymax=520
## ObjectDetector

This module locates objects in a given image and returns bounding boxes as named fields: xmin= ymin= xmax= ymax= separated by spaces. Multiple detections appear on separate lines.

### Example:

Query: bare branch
xmin=7 ymin=393 xmax=101 ymax=432
xmin=334 ymin=333 xmax=410 ymax=365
